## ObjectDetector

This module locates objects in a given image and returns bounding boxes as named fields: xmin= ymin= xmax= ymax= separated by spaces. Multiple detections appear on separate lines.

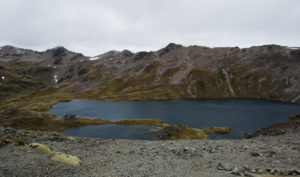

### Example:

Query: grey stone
xmin=244 ymin=172 xmax=255 ymax=177
xmin=270 ymin=168 xmax=280 ymax=175
xmin=231 ymin=167 xmax=240 ymax=175
xmin=242 ymin=165 xmax=251 ymax=171
xmin=256 ymin=168 xmax=264 ymax=174
xmin=250 ymin=152 xmax=262 ymax=157
xmin=217 ymin=162 xmax=232 ymax=171
xmin=183 ymin=147 xmax=196 ymax=153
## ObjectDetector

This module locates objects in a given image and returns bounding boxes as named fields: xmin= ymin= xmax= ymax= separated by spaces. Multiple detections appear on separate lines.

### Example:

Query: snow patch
xmin=0 ymin=75 xmax=3 ymax=86
xmin=54 ymin=75 xmax=58 ymax=83
xmin=288 ymin=47 xmax=299 ymax=50
xmin=89 ymin=57 xmax=99 ymax=61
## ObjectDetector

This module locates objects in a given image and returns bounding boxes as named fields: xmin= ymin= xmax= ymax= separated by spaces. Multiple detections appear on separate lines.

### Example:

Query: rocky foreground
xmin=0 ymin=125 xmax=299 ymax=177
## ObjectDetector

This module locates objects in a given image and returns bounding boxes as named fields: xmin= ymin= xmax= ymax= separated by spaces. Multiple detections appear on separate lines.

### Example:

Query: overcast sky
xmin=0 ymin=0 xmax=299 ymax=56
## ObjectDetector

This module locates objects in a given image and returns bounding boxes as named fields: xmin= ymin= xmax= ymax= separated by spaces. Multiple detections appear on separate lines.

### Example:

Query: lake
xmin=46 ymin=99 xmax=300 ymax=140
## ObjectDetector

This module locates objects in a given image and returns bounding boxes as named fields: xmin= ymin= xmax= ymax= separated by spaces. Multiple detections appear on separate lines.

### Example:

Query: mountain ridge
xmin=0 ymin=43 xmax=299 ymax=103
xmin=2 ymin=43 xmax=299 ymax=58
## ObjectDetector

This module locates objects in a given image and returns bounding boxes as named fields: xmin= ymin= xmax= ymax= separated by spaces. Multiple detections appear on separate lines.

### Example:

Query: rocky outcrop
xmin=244 ymin=113 xmax=300 ymax=138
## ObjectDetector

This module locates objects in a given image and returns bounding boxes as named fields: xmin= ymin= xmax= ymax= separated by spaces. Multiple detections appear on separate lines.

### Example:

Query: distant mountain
xmin=0 ymin=44 xmax=299 ymax=103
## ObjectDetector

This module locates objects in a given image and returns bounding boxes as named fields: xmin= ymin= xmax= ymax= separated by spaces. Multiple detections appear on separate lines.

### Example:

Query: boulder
xmin=217 ymin=162 xmax=232 ymax=171
xmin=250 ymin=152 xmax=262 ymax=157
xmin=183 ymin=147 xmax=196 ymax=153
xmin=49 ymin=152 xmax=81 ymax=166
xmin=29 ymin=143 xmax=52 ymax=154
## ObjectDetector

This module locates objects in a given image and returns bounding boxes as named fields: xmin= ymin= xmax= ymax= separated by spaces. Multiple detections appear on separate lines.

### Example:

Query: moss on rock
xmin=66 ymin=136 xmax=76 ymax=141
xmin=29 ymin=143 xmax=52 ymax=154
xmin=29 ymin=142 xmax=81 ymax=166
xmin=49 ymin=152 xmax=81 ymax=166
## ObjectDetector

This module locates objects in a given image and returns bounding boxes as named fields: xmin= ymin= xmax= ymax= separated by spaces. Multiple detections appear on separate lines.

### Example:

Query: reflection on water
xmin=63 ymin=124 xmax=159 ymax=140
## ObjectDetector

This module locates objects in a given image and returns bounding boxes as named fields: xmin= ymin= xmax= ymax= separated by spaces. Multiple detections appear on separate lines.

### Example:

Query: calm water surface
xmin=47 ymin=99 xmax=300 ymax=140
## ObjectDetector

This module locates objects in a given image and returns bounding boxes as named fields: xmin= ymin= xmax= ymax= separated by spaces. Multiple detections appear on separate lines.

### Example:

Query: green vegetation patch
xmin=151 ymin=124 xmax=231 ymax=140
xmin=151 ymin=124 xmax=208 ymax=140
xmin=0 ymin=136 xmax=11 ymax=147
xmin=7 ymin=136 xmax=27 ymax=146
xmin=114 ymin=118 xmax=164 ymax=127
xmin=204 ymin=127 xmax=230 ymax=134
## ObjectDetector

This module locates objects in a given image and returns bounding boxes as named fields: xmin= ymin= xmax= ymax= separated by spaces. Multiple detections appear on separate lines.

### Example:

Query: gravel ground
xmin=0 ymin=126 xmax=299 ymax=177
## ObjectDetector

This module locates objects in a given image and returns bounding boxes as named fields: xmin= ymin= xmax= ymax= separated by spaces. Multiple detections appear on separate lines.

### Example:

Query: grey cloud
xmin=0 ymin=0 xmax=299 ymax=56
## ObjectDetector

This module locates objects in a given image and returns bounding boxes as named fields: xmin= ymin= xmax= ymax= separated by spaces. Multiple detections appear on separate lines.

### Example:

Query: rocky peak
xmin=1 ymin=45 xmax=17 ymax=51
xmin=47 ymin=46 xmax=68 ymax=57
xmin=96 ymin=50 xmax=120 ymax=60
xmin=0 ymin=45 xmax=26 ymax=54
xmin=165 ymin=43 xmax=183 ymax=50
xmin=158 ymin=43 xmax=183 ymax=57
xmin=133 ymin=51 xmax=153 ymax=61
xmin=120 ymin=49 xmax=134 ymax=57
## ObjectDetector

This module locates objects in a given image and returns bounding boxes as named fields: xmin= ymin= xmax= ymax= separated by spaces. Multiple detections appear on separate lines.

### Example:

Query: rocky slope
xmin=244 ymin=113 xmax=300 ymax=138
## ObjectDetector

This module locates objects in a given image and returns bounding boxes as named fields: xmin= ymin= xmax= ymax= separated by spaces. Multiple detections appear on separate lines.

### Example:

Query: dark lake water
xmin=47 ymin=99 xmax=300 ymax=140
